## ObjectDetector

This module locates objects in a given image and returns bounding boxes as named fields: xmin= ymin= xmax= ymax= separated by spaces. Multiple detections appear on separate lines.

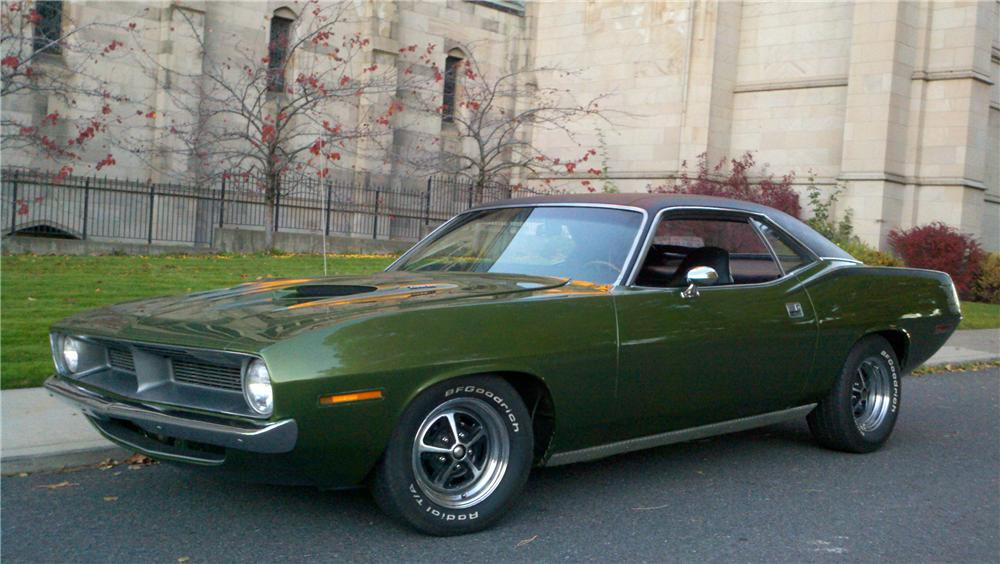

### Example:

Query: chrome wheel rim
xmin=411 ymin=397 xmax=509 ymax=509
xmin=851 ymin=357 xmax=892 ymax=433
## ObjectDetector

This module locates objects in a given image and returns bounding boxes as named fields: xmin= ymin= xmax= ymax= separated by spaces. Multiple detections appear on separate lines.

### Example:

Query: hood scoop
xmin=291 ymin=285 xmax=378 ymax=298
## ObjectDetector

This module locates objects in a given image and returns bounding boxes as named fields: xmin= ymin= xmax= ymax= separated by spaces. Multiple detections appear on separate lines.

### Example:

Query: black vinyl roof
xmin=476 ymin=193 xmax=856 ymax=261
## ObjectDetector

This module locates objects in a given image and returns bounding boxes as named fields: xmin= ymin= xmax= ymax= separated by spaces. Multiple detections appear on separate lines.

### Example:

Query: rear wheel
xmin=372 ymin=376 xmax=532 ymax=535
xmin=808 ymin=335 xmax=901 ymax=453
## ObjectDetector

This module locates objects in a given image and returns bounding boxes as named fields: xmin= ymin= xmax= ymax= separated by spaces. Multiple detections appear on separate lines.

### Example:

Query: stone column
xmin=677 ymin=0 xmax=742 ymax=168
xmin=838 ymin=0 xmax=919 ymax=249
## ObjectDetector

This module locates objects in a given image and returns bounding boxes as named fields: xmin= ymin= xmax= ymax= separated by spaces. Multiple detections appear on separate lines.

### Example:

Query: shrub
xmin=838 ymin=239 xmax=903 ymax=267
xmin=888 ymin=222 xmax=985 ymax=298
xmin=805 ymin=184 xmax=854 ymax=243
xmin=650 ymin=152 xmax=802 ymax=218
xmin=972 ymin=253 xmax=1000 ymax=304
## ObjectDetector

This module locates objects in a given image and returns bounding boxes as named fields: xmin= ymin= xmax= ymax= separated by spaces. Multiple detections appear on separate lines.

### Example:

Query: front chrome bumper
xmin=44 ymin=376 xmax=297 ymax=461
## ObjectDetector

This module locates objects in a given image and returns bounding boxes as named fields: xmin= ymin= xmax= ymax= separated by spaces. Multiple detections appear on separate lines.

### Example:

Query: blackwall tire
xmin=808 ymin=335 xmax=901 ymax=453
xmin=372 ymin=376 xmax=533 ymax=536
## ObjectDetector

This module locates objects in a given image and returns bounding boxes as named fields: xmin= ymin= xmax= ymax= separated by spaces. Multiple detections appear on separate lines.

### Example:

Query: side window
xmin=635 ymin=215 xmax=782 ymax=287
xmin=751 ymin=219 xmax=813 ymax=274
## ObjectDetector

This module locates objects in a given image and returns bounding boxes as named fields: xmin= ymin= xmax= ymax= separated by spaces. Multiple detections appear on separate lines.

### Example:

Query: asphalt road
xmin=3 ymin=369 xmax=998 ymax=563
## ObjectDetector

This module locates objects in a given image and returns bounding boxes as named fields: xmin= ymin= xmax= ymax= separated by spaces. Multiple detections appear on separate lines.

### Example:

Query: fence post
xmin=273 ymin=185 xmax=281 ymax=233
xmin=9 ymin=171 xmax=18 ymax=236
xmin=147 ymin=181 xmax=155 ymax=244
xmin=372 ymin=187 xmax=380 ymax=240
xmin=218 ymin=176 xmax=226 ymax=229
xmin=424 ymin=177 xmax=432 ymax=226
xmin=82 ymin=178 xmax=90 ymax=240
xmin=467 ymin=179 xmax=473 ymax=209
xmin=324 ymin=181 xmax=332 ymax=236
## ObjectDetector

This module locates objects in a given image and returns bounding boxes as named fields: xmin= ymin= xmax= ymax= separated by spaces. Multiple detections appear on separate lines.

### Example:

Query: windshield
xmin=392 ymin=206 xmax=643 ymax=285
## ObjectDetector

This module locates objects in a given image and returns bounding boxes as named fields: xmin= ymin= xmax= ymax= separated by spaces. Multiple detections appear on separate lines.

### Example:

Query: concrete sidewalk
xmin=2 ymin=329 xmax=997 ymax=475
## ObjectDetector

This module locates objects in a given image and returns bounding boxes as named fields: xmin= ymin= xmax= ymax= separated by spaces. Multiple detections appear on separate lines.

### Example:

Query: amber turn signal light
xmin=319 ymin=390 xmax=383 ymax=405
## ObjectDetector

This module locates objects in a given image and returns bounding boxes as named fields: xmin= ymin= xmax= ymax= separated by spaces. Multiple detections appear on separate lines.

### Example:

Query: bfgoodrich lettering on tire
xmin=372 ymin=376 xmax=533 ymax=536
xmin=808 ymin=335 xmax=901 ymax=453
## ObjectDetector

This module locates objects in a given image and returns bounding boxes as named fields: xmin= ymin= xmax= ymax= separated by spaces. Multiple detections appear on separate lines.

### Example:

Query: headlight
xmin=243 ymin=359 xmax=273 ymax=416
xmin=61 ymin=336 xmax=83 ymax=373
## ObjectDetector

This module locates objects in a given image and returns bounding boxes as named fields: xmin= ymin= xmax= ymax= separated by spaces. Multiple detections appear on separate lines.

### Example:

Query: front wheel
xmin=808 ymin=335 xmax=901 ymax=453
xmin=372 ymin=376 xmax=533 ymax=536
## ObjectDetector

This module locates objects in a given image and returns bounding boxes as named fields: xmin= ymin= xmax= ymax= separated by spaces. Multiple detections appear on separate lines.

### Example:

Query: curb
xmin=1 ymin=445 xmax=130 ymax=475
xmin=922 ymin=354 xmax=999 ymax=368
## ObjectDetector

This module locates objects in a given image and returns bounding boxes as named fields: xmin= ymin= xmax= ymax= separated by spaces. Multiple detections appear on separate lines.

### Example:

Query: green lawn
xmin=1 ymin=254 xmax=395 ymax=389
xmin=959 ymin=301 xmax=1000 ymax=330
xmin=2 ymin=254 xmax=998 ymax=389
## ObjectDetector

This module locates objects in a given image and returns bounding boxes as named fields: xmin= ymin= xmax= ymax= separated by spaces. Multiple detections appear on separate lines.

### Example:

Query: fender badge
xmin=786 ymin=302 xmax=804 ymax=319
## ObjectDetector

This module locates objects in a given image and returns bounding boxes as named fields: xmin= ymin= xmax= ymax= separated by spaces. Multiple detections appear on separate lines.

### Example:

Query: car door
xmin=612 ymin=210 xmax=818 ymax=439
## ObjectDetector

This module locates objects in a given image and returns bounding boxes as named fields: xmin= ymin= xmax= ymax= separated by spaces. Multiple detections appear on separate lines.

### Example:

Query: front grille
xmin=107 ymin=348 xmax=135 ymax=372
xmin=171 ymin=358 xmax=243 ymax=391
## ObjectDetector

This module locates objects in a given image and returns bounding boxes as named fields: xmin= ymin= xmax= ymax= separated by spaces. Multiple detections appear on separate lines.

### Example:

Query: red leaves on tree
xmin=102 ymin=40 xmax=124 ymax=55
xmin=101 ymin=104 xmax=112 ymax=115
xmin=339 ymin=75 xmax=351 ymax=86
xmin=54 ymin=166 xmax=74 ymax=181
xmin=1 ymin=55 xmax=19 ymax=68
xmin=649 ymin=152 xmax=802 ymax=218
xmin=128 ymin=22 xmax=136 ymax=30
xmin=42 ymin=112 xmax=59 ymax=126
xmin=587 ymin=168 xmax=602 ymax=176
xmin=326 ymin=152 xmax=340 ymax=161
xmin=322 ymin=121 xmax=341 ymax=135
xmin=261 ymin=125 xmax=276 ymax=144
xmin=309 ymin=138 xmax=326 ymax=156
xmin=95 ymin=154 xmax=116 ymax=171
xmin=144 ymin=111 xmax=156 ymax=119
xmin=27 ymin=9 xmax=41 ymax=24
xmin=565 ymin=162 xmax=576 ymax=173
xmin=398 ymin=44 xmax=417 ymax=53
xmin=19 ymin=126 xmax=33 ymax=135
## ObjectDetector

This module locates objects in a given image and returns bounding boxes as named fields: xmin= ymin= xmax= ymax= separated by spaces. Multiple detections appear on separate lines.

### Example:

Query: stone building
xmin=3 ymin=0 xmax=998 ymax=250
xmin=532 ymin=0 xmax=999 ymax=250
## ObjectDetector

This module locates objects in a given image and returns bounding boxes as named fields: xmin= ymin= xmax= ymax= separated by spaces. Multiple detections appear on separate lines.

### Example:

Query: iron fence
xmin=1 ymin=168 xmax=513 ymax=246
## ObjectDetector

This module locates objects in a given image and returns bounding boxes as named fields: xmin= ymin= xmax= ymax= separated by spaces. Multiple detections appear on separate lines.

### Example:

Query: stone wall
xmin=530 ymin=0 xmax=1000 ymax=251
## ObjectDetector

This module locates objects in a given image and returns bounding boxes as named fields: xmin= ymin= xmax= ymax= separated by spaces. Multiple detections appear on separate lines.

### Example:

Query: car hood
xmin=54 ymin=271 xmax=570 ymax=351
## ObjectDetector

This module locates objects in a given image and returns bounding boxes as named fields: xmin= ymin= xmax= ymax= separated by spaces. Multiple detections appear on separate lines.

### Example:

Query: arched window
xmin=442 ymin=52 xmax=463 ymax=124
xmin=32 ymin=0 xmax=63 ymax=54
xmin=267 ymin=9 xmax=295 ymax=92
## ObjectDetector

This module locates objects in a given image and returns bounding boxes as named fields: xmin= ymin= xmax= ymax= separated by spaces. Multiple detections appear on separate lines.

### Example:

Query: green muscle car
xmin=46 ymin=194 xmax=960 ymax=535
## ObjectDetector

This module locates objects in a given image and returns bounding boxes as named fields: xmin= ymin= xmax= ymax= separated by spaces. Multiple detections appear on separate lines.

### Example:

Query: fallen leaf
xmin=26 ymin=296 xmax=36 ymax=301
xmin=515 ymin=535 xmax=538 ymax=548
xmin=124 ymin=453 xmax=153 ymax=465
xmin=17 ymin=472 xmax=28 ymax=478
xmin=35 ymin=481 xmax=79 ymax=490
xmin=103 ymin=496 xmax=118 ymax=502
xmin=177 ymin=557 xmax=190 ymax=563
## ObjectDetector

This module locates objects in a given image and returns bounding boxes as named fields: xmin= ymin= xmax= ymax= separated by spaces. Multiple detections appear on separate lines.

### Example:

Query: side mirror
xmin=681 ymin=266 xmax=718 ymax=299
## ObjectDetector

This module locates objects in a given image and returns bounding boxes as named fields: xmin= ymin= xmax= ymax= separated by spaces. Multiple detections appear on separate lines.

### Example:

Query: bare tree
xmin=124 ymin=2 xmax=410 ymax=249
xmin=1 ymin=0 xmax=133 ymax=177
xmin=397 ymin=48 xmax=614 ymax=199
